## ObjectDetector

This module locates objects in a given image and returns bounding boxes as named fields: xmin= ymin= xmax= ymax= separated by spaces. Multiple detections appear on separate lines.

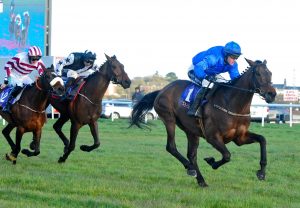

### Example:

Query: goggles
xmin=84 ymin=60 xmax=94 ymax=64
xmin=30 ymin=56 xmax=41 ymax=61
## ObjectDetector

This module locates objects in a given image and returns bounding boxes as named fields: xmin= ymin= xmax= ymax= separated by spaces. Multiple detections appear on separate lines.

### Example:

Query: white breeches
xmin=10 ymin=72 xmax=34 ymax=87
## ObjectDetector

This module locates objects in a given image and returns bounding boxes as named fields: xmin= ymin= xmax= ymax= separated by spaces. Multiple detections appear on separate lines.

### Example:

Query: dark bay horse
xmin=48 ymin=54 xmax=131 ymax=163
xmin=130 ymin=58 xmax=277 ymax=187
xmin=0 ymin=66 xmax=64 ymax=164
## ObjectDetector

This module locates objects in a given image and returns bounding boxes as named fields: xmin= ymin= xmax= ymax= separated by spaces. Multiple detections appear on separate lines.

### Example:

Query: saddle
xmin=65 ymin=78 xmax=86 ymax=101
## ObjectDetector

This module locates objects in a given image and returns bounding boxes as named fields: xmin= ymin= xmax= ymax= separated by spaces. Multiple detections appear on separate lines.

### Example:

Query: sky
xmin=51 ymin=0 xmax=300 ymax=86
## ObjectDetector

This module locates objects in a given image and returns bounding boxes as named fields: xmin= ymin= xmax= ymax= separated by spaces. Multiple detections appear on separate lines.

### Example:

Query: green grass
xmin=0 ymin=119 xmax=299 ymax=208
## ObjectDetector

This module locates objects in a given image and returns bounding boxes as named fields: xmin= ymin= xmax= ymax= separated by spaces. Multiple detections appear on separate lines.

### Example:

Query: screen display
xmin=0 ymin=0 xmax=46 ymax=57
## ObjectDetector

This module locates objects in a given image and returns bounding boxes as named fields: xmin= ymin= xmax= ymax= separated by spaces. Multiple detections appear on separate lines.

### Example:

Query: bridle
xmin=108 ymin=59 xmax=124 ymax=85
xmin=214 ymin=63 xmax=270 ymax=97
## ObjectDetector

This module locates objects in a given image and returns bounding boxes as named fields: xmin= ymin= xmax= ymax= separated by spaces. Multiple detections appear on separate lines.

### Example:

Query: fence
xmin=1 ymin=104 xmax=300 ymax=127
xmin=252 ymin=103 xmax=300 ymax=127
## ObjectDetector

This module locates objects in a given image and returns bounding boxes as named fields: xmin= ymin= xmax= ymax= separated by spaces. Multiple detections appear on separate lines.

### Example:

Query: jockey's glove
xmin=4 ymin=76 xmax=11 ymax=85
xmin=205 ymin=75 xmax=216 ymax=82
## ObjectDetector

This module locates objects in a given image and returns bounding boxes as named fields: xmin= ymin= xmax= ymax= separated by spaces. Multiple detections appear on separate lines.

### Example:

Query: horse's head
xmin=39 ymin=65 xmax=65 ymax=96
xmin=105 ymin=54 xmax=131 ymax=89
xmin=245 ymin=58 xmax=277 ymax=103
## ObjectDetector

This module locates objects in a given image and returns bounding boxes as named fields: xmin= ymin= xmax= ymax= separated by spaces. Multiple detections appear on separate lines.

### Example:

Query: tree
xmin=165 ymin=72 xmax=178 ymax=82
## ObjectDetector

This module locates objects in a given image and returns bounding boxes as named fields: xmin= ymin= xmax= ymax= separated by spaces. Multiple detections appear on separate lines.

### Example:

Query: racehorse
xmin=0 ymin=65 xmax=64 ymax=164
xmin=130 ymin=58 xmax=277 ymax=187
xmin=48 ymin=54 xmax=131 ymax=163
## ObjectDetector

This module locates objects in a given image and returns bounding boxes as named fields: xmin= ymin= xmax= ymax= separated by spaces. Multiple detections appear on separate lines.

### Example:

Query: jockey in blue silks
xmin=187 ymin=41 xmax=242 ymax=118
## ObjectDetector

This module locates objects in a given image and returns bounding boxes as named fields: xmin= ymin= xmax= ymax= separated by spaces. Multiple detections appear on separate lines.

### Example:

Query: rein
xmin=77 ymin=92 xmax=101 ymax=106
xmin=213 ymin=104 xmax=250 ymax=117
xmin=16 ymin=76 xmax=50 ymax=114
xmin=17 ymin=103 xmax=45 ymax=114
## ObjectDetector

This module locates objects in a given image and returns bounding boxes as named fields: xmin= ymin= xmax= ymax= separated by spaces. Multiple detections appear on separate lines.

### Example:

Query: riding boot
xmin=3 ymin=86 xmax=22 ymax=113
xmin=187 ymin=88 xmax=206 ymax=118
xmin=61 ymin=77 xmax=75 ymax=101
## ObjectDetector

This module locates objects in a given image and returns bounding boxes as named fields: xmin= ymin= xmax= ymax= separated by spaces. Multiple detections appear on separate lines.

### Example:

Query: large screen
xmin=0 ymin=0 xmax=46 ymax=57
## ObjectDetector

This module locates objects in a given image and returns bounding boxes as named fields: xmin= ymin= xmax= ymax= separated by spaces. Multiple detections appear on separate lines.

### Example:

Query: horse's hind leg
xmin=204 ymin=137 xmax=231 ymax=170
xmin=233 ymin=132 xmax=267 ymax=180
xmin=80 ymin=121 xmax=100 ymax=152
xmin=164 ymin=121 xmax=191 ymax=173
xmin=2 ymin=123 xmax=16 ymax=151
xmin=22 ymin=130 xmax=41 ymax=157
xmin=53 ymin=115 xmax=70 ymax=152
xmin=186 ymin=133 xmax=208 ymax=187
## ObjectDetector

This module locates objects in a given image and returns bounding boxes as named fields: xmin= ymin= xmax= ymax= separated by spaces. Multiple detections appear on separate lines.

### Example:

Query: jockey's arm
xmin=55 ymin=53 xmax=75 ymax=76
xmin=193 ymin=55 xmax=216 ymax=80
xmin=228 ymin=63 xmax=240 ymax=80
xmin=37 ymin=60 xmax=46 ymax=75
xmin=1 ymin=59 xmax=13 ymax=88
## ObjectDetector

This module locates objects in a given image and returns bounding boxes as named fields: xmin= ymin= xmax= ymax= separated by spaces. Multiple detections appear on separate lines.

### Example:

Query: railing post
xmin=289 ymin=103 xmax=293 ymax=127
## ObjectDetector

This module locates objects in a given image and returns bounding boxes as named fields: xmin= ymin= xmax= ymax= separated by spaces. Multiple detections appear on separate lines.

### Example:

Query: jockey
xmin=1 ymin=46 xmax=45 ymax=113
xmin=55 ymin=50 xmax=97 ymax=100
xmin=187 ymin=41 xmax=242 ymax=118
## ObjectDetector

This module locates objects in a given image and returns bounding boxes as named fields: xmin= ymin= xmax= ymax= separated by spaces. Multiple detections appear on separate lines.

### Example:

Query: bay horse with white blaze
xmin=0 ymin=65 xmax=64 ymax=164
xmin=48 ymin=54 xmax=131 ymax=163
xmin=130 ymin=58 xmax=276 ymax=187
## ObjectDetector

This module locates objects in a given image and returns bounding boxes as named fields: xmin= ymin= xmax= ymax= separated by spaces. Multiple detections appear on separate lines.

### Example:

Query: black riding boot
xmin=187 ymin=88 xmax=206 ymax=118
xmin=3 ymin=86 xmax=22 ymax=113
xmin=61 ymin=77 xmax=75 ymax=101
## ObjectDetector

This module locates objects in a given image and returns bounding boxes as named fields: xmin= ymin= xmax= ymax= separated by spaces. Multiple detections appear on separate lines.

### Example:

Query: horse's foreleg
xmin=6 ymin=127 xmax=25 ymax=164
xmin=22 ymin=130 xmax=41 ymax=157
xmin=234 ymin=132 xmax=267 ymax=180
xmin=204 ymin=137 xmax=231 ymax=170
xmin=53 ymin=116 xmax=70 ymax=152
xmin=186 ymin=134 xmax=208 ymax=187
xmin=2 ymin=123 xmax=16 ymax=151
xmin=80 ymin=121 xmax=100 ymax=152
xmin=164 ymin=122 xmax=191 ymax=171
xmin=58 ymin=122 xmax=81 ymax=163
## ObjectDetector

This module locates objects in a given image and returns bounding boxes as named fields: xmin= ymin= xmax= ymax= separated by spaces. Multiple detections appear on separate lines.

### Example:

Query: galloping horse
xmin=48 ymin=54 xmax=131 ymax=163
xmin=130 ymin=58 xmax=277 ymax=187
xmin=0 ymin=66 xmax=64 ymax=164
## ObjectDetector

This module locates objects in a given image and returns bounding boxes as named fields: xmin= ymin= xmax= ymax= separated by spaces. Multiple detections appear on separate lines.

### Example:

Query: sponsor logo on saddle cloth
xmin=180 ymin=83 xmax=201 ymax=108
xmin=0 ymin=87 xmax=24 ymax=108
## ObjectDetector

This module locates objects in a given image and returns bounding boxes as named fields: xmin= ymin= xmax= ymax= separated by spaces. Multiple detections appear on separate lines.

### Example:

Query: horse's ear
xmin=263 ymin=60 xmax=267 ymax=65
xmin=245 ymin=58 xmax=255 ymax=67
xmin=104 ymin=53 xmax=111 ymax=61
xmin=50 ymin=64 xmax=54 ymax=70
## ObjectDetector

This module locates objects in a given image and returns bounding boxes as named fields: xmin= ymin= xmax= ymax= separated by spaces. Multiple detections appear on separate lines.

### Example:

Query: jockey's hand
xmin=0 ymin=83 xmax=7 ymax=89
xmin=206 ymin=75 xmax=216 ymax=82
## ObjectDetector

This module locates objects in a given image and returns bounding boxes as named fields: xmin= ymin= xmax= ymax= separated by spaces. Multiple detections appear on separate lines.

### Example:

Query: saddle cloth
xmin=180 ymin=83 xmax=201 ymax=108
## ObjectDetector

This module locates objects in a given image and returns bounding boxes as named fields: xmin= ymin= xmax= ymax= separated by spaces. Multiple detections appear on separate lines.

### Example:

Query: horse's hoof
xmin=58 ymin=157 xmax=65 ymax=163
xmin=30 ymin=141 xmax=36 ymax=150
xmin=21 ymin=149 xmax=31 ymax=156
xmin=198 ymin=182 xmax=208 ymax=187
xmin=204 ymin=157 xmax=215 ymax=166
xmin=187 ymin=169 xmax=197 ymax=177
xmin=5 ymin=153 xmax=17 ymax=163
xmin=256 ymin=170 xmax=265 ymax=180
xmin=80 ymin=145 xmax=90 ymax=152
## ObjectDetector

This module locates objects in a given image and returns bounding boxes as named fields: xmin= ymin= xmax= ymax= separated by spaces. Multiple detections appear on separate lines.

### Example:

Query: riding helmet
xmin=224 ymin=41 xmax=242 ymax=58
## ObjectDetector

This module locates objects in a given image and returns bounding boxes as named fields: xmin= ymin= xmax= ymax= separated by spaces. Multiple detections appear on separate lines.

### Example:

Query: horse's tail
xmin=130 ymin=90 xmax=160 ymax=129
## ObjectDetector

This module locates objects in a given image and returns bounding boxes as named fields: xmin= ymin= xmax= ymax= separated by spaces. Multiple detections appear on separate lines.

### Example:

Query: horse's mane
xmin=213 ymin=59 xmax=263 ymax=92
xmin=84 ymin=59 xmax=110 ymax=82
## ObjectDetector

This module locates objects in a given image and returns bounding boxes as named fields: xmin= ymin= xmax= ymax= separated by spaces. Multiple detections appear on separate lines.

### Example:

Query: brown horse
xmin=48 ymin=54 xmax=131 ymax=163
xmin=130 ymin=58 xmax=277 ymax=187
xmin=0 ymin=65 xmax=65 ymax=164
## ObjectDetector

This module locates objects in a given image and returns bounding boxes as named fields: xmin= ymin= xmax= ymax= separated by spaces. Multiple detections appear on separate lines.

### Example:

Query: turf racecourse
xmin=0 ymin=119 xmax=299 ymax=208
